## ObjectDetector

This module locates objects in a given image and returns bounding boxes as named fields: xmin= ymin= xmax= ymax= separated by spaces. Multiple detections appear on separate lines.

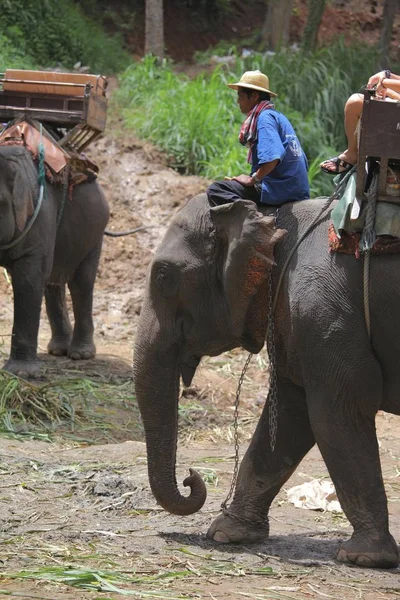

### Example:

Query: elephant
xmin=0 ymin=145 xmax=109 ymax=377
xmin=133 ymin=192 xmax=400 ymax=569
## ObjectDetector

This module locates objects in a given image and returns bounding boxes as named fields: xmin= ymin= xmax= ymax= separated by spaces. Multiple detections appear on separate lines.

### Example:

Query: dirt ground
xmin=0 ymin=113 xmax=400 ymax=598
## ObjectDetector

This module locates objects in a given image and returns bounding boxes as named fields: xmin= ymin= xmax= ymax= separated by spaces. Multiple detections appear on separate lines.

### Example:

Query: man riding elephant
xmin=207 ymin=69 xmax=310 ymax=207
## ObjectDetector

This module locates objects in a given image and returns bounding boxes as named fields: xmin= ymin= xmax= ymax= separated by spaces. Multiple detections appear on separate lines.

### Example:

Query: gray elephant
xmin=133 ymin=192 xmax=400 ymax=569
xmin=0 ymin=145 xmax=109 ymax=377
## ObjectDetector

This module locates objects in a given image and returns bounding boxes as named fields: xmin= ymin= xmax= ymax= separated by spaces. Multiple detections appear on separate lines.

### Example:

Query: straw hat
xmin=227 ymin=70 xmax=277 ymax=97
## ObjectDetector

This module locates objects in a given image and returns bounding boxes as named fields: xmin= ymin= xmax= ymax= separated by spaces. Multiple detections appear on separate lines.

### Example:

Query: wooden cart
xmin=0 ymin=69 xmax=107 ymax=153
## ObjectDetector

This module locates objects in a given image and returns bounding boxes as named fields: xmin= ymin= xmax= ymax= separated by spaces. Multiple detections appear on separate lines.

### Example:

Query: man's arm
xmin=229 ymin=159 xmax=280 ymax=187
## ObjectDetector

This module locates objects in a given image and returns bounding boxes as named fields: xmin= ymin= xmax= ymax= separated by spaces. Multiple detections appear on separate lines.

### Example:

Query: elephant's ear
xmin=12 ymin=163 xmax=35 ymax=233
xmin=210 ymin=200 xmax=286 ymax=353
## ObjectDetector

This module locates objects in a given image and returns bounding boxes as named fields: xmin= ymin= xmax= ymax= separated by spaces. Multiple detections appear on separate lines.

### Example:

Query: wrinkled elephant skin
xmin=0 ymin=146 xmax=109 ymax=377
xmin=133 ymin=193 xmax=400 ymax=569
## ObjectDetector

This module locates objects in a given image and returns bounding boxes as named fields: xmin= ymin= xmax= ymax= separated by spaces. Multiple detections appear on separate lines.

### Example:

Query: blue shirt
xmin=251 ymin=109 xmax=310 ymax=205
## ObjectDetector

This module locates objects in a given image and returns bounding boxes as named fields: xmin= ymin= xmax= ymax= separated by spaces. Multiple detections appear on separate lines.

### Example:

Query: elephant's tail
xmin=104 ymin=225 xmax=152 ymax=237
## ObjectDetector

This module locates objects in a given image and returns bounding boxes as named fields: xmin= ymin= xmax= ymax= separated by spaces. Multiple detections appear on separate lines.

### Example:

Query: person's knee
xmin=345 ymin=93 xmax=363 ymax=113
xmin=207 ymin=181 xmax=227 ymax=206
xmin=207 ymin=181 xmax=221 ymax=196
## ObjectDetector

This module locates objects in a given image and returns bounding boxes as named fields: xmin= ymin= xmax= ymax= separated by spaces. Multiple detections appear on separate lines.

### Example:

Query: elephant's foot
xmin=207 ymin=511 xmax=269 ymax=544
xmin=68 ymin=341 xmax=96 ymax=361
xmin=48 ymin=336 xmax=71 ymax=357
xmin=3 ymin=358 xmax=42 ymax=379
xmin=337 ymin=533 xmax=399 ymax=569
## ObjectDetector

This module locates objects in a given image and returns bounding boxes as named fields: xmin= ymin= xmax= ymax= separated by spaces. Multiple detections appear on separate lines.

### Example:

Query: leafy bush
xmin=0 ymin=34 xmax=35 ymax=70
xmin=0 ymin=0 xmax=130 ymax=72
xmin=114 ymin=41 xmax=381 ymax=197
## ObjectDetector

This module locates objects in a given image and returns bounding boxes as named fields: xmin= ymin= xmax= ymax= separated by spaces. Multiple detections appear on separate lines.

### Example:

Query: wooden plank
xmin=0 ymin=105 xmax=84 ymax=125
xmin=2 ymin=70 xmax=107 ymax=97
xmin=361 ymin=98 xmax=400 ymax=159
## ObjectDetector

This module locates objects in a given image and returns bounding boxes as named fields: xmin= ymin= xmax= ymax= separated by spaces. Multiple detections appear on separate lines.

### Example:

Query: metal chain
xmin=266 ymin=268 xmax=278 ymax=451
xmin=220 ymin=351 xmax=253 ymax=511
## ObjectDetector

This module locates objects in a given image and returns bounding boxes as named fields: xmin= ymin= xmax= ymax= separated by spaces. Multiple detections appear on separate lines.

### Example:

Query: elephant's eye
xmin=153 ymin=263 xmax=180 ymax=298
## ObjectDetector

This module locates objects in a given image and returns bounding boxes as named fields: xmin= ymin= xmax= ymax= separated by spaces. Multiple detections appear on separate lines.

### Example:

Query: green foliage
xmin=0 ymin=33 xmax=35 ymax=69
xmin=0 ymin=0 xmax=130 ymax=72
xmin=114 ymin=41 xmax=379 ymax=196
xmin=116 ymin=58 xmax=243 ymax=176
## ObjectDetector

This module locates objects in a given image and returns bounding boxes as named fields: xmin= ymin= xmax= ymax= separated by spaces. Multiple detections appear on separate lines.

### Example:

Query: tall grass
xmin=117 ymin=59 xmax=240 ymax=176
xmin=114 ymin=41 xmax=381 ymax=197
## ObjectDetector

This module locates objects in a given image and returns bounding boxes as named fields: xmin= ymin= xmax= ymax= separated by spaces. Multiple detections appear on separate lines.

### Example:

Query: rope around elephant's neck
xmin=359 ymin=171 xmax=378 ymax=340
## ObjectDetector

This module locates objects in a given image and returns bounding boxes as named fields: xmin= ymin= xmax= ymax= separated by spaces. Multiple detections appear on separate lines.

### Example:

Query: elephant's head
xmin=0 ymin=147 xmax=37 ymax=246
xmin=133 ymin=194 xmax=286 ymax=515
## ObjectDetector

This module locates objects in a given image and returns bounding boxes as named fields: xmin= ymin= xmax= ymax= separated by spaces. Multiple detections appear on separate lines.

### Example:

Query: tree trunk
xmin=261 ymin=0 xmax=294 ymax=51
xmin=301 ymin=0 xmax=327 ymax=53
xmin=145 ymin=0 xmax=164 ymax=58
xmin=379 ymin=0 xmax=398 ymax=68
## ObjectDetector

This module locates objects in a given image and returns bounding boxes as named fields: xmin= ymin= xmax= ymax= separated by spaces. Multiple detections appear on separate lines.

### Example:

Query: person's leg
xmin=207 ymin=179 xmax=261 ymax=206
xmin=320 ymin=93 xmax=363 ymax=174
xmin=342 ymin=93 xmax=364 ymax=164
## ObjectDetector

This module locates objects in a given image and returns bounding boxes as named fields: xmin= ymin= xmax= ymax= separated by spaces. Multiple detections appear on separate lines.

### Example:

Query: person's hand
xmin=376 ymin=79 xmax=388 ymax=98
xmin=231 ymin=174 xmax=254 ymax=186
xmin=367 ymin=70 xmax=387 ymax=90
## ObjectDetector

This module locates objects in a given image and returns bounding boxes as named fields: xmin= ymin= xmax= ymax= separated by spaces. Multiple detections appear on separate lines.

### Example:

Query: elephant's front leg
xmin=45 ymin=284 xmax=73 ymax=356
xmin=207 ymin=377 xmax=315 ymax=543
xmin=308 ymin=385 xmax=399 ymax=569
xmin=4 ymin=262 xmax=47 ymax=377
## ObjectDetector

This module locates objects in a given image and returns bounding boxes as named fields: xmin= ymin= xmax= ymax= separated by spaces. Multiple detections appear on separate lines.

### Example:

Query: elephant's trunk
xmin=133 ymin=322 xmax=206 ymax=516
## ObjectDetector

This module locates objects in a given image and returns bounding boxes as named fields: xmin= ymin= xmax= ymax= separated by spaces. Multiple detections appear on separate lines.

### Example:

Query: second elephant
xmin=0 ymin=145 xmax=109 ymax=377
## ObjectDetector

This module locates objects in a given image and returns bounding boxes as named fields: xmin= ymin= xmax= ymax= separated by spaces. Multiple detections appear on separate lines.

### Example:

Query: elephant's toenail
xmin=356 ymin=555 xmax=372 ymax=566
xmin=336 ymin=549 xmax=350 ymax=563
xmin=212 ymin=531 xmax=231 ymax=543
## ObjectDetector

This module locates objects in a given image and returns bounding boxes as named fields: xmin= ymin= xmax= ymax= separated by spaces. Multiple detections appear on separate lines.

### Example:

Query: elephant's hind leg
xmin=308 ymin=377 xmax=399 ymax=569
xmin=45 ymin=284 xmax=73 ymax=356
xmin=207 ymin=377 xmax=315 ymax=544
xmin=67 ymin=241 xmax=103 ymax=360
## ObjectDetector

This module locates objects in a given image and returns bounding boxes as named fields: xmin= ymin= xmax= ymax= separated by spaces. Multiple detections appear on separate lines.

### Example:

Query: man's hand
xmin=230 ymin=174 xmax=254 ymax=186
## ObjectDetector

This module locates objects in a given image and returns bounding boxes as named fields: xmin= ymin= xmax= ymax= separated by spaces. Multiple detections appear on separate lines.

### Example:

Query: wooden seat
xmin=0 ymin=69 xmax=108 ymax=153
xmin=3 ymin=69 xmax=107 ymax=97
xmin=356 ymin=90 xmax=400 ymax=205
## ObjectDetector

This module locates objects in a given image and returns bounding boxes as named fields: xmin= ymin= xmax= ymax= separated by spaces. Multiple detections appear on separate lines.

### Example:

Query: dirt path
xmin=0 ymin=413 xmax=399 ymax=599
xmin=0 ymin=127 xmax=399 ymax=598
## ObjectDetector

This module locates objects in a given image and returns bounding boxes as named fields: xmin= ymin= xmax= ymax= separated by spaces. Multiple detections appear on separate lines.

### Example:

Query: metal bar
xmin=356 ymin=91 xmax=373 ymax=201
xmin=378 ymin=157 xmax=389 ymax=197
